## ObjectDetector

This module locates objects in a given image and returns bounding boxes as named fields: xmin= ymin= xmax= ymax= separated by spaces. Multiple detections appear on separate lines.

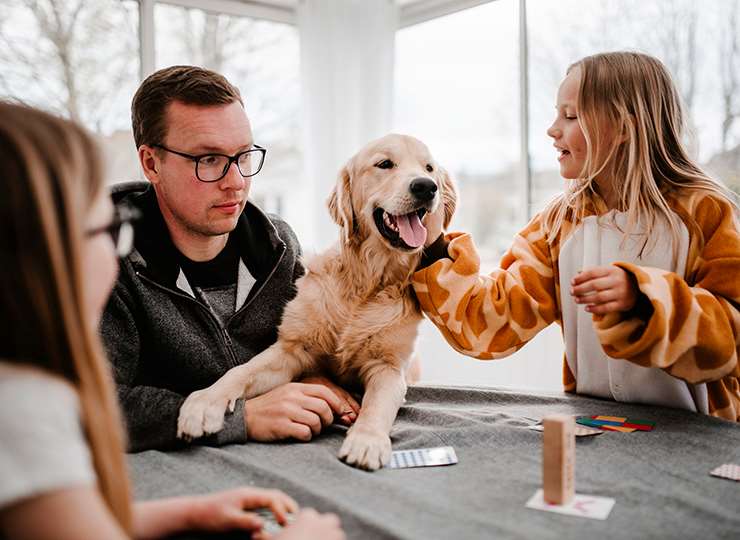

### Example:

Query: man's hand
xmin=570 ymin=265 xmax=639 ymax=315
xmin=301 ymin=375 xmax=360 ymax=426
xmin=244 ymin=383 xmax=354 ymax=442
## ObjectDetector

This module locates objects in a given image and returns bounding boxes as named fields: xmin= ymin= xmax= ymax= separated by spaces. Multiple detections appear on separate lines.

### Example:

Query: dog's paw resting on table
xmin=177 ymin=373 xmax=246 ymax=440
xmin=337 ymin=425 xmax=392 ymax=471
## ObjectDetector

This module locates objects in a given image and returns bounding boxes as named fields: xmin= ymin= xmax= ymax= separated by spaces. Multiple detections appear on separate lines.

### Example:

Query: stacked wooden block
xmin=543 ymin=414 xmax=575 ymax=504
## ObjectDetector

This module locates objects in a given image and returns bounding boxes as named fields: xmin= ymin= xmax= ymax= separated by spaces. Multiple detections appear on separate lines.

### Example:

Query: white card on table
xmin=525 ymin=489 xmax=615 ymax=520
xmin=710 ymin=463 xmax=740 ymax=482
xmin=387 ymin=446 xmax=458 ymax=469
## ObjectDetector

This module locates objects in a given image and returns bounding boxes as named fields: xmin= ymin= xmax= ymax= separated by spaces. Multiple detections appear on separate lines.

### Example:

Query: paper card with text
xmin=525 ymin=489 xmax=615 ymax=520
xmin=387 ymin=446 xmax=458 ymax=469
xmin=710 ymin=463 xmax=740 ymax=482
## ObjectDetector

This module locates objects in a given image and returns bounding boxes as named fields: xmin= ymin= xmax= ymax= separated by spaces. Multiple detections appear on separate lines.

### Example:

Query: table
xmin=128 ymin=385 xmax=740 ymax=539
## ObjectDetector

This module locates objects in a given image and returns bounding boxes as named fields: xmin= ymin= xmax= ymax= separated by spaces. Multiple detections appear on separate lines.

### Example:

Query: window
xmin=527 ymin=0 xmax=740 ymax=207
xmin=0 ymin=0 xmax=140 ymax=183
xmin=394 ymin=0 xmax=521 ymax=268
xmin=154 ymin=3 xmax=301 ymax=224
xmin=394 ymin=1 xmax=564 ymax=392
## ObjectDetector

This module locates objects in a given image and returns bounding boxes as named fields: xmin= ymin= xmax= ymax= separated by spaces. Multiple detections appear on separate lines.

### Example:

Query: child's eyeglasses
xmin=86 ymin=204 xmax=141 ymax=257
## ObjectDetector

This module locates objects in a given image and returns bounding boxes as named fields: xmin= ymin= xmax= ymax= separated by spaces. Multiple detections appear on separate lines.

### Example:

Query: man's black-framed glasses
xmin=87 ymin=204 xmax=141 ymax=258
xmin=153 ymin=144 xmax=267 ymax=182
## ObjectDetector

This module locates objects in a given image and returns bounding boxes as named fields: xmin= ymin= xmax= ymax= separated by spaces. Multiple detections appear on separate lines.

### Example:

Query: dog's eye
xmin=426 ymin=164 xmax=434 ymax=173
xmin=375 ymin=159 xmax=394 ymax=169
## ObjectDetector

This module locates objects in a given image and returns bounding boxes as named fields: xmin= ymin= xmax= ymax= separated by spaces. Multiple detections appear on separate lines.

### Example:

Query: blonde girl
xmin=416 ymin=51 xmax=740 ymax=421
xmin=0 ymin=102 xmax=344 ymax=540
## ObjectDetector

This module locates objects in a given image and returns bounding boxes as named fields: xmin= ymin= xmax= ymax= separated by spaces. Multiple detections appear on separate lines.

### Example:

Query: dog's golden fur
xmin=177 ymin=134 xmax=457 ymax=470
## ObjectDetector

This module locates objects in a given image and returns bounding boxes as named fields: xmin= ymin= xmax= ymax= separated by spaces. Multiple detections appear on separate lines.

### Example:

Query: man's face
xmin=147 ymin=100 xmax=254 ymax=241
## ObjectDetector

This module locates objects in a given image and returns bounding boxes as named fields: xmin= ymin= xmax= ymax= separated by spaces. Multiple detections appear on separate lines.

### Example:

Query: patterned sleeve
xmin=412 ymin=213 xmax=560 ymax=359
xmin=594 ymin=193 xmax=740 ymax=386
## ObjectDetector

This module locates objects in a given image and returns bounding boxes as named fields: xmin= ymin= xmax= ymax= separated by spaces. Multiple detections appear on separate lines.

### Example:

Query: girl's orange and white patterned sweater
xmin=413 ymin=189 xmax=740 ymax=421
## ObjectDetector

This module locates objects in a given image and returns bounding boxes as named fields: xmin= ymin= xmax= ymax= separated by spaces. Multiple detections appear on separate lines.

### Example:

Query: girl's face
xmin=82 ymin=192 xmax=118 ymax=328
xmin=547 ymin=66 xmax=588 ymax=179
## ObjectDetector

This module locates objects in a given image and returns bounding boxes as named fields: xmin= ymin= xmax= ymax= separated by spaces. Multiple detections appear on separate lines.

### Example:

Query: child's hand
xmin=570 ymin=265 xmax=638 ymax=314
xmin=190 ymin=487 xmax=298 ymax=533
xmin=422 ymin=201 xmax=446 ymax=247
xmin=268 ymin=508 xmax=345 ymax=540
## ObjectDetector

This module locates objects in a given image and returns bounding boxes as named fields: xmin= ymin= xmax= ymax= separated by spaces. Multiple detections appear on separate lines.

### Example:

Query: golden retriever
xmin=177 ymin=133 xmax=457 ymax=470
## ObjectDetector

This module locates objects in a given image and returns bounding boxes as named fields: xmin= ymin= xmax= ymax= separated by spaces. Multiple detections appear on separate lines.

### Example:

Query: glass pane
xmin=393 ymin=1 xmax=566 ymax=393
xmin=394 ymin=0 xmax=521 ymax=268
xmin=0 ymin=0 xmax=140 ymax=183
xmin=527 ymin=0 xmax=740 ymax=208
xmin=154 ymin=3 xmax=301 ymax=227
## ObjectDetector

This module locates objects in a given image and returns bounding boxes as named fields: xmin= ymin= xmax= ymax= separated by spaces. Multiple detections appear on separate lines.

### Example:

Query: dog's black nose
xmin=409 ymin=177 xmax=438 ymax=201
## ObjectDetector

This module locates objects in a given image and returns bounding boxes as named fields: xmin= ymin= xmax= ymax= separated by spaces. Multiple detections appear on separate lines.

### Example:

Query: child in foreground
xmin=0 ymin=102 xmax=345 ymax=540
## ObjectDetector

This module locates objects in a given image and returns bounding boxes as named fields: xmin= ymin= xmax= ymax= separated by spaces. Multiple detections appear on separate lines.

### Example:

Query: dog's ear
xmin=438 ymin=167 xmax=458 ymax=229
xmin=327 ymin=163 xmax=355 ymax=244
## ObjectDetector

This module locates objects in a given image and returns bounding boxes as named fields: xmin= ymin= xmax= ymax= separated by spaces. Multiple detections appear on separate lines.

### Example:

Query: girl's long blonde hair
xmin=544 ymin=51 xmax=737 ymax=255
xmin=0 ymin=103 xmax=132 ymax=532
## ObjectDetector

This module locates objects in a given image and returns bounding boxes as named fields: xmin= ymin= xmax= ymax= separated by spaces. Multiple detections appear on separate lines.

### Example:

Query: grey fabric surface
xmin=128 ymin=385 xmax=740 ymax=540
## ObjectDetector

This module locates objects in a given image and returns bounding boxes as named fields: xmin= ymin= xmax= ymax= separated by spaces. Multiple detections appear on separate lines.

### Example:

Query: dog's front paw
xmin=176 ymin=387 xmax=240 ymax=441
xmin=337 ymin=425 xmax=391 ymax=471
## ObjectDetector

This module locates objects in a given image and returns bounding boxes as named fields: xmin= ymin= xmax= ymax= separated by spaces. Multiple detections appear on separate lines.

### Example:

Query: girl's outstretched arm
xmin=413 ymin=213 xmax=560 ymax=359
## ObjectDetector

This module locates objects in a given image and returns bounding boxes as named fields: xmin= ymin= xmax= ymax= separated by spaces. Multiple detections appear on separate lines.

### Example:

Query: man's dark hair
xmin=131 ymin=65 xmax=243 ymax=149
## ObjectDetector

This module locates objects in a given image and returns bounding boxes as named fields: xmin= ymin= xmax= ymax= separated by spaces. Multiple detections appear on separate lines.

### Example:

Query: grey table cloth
xmin=128 ymin=385 xmax=740 ymax=539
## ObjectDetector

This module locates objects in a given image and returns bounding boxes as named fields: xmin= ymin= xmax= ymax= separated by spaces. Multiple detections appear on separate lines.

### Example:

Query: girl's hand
xmin=190 ymin=487 xmax=298 ymax=533
xmin=570 ymin=265 xmax=638 ymax=314
xmin=267 ymin=508 xmax=345 ymax=540
xmin=422 ymin=201 xmax=446 ymax=247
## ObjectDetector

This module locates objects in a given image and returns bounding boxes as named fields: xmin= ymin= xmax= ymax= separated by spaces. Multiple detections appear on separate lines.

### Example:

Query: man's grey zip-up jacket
xmin=101 ymin=182 xmax=303 ymax=452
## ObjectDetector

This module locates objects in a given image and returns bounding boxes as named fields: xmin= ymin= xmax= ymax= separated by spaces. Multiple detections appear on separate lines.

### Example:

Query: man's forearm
xmin=120 ymin=385 xmax=248 ymax=451
xmin=118 ymin=385 xmax=186 ymax=451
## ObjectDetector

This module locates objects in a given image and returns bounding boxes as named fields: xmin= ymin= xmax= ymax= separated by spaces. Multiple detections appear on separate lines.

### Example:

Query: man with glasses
xmin=103 ymin=65 xmax=358 ymax=451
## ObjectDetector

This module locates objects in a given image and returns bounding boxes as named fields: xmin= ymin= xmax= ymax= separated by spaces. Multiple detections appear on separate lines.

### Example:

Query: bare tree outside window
xmin=0 ymin=0 xmax=141 ymax=183
xmin=528 ymin=0 xmax=740 ymax=204
xmin=719 ymin=0 xmax=740 ymax=153
xmin=0 ymin=0 xmax=139 ymax=134
xmin=154 ymin=3 xmax=302 ymax=233
xmin=156 ymin=5 xmax=299 ymax=149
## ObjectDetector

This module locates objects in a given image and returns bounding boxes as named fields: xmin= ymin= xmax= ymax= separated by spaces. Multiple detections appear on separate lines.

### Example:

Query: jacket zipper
xmin=134 ymin=241 xmax=287 ymax=369
xmin=135 ymin=271 xmax=240 ymax=368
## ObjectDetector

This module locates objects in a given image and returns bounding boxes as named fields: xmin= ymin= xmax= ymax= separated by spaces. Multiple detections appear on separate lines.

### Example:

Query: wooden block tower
xmin=543 ymin=414 xmax=575 ymax=504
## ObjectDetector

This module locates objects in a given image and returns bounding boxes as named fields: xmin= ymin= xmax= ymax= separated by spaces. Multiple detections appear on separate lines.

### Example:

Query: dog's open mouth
xmin=373 ymin=207 xmax=428 ymax=250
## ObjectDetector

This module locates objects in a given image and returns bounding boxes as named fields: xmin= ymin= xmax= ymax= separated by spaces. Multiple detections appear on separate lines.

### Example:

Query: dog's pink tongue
xmin=396 ymin=212 xmax=427 ymax=248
